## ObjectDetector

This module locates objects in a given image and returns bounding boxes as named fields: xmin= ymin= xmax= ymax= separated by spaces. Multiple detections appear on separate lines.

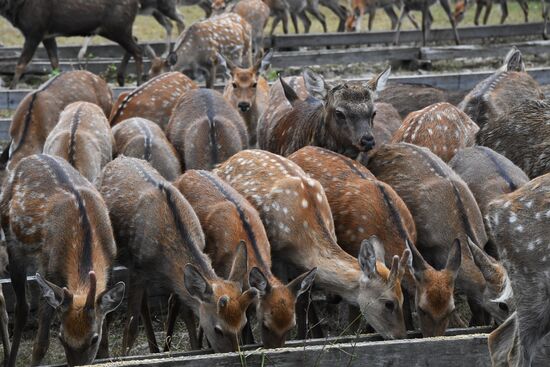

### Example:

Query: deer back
xmin=372 ymin=102 xmax=402 ymax=146
xmin=232 ymin=0 xmax=271 ymax=40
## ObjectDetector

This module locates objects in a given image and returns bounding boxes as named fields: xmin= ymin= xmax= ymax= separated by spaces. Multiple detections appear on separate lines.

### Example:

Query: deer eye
xmin=90 ymin=334 xmax=99 ymax=346
xmin=384 ymin=301 xmax=395 ymax=312
xmin=334 ymin=109 xmax=346 ymax=120
xmin=214 ymin=325 xmax=224 ymax=337
xmin=252 ymin=82 xmax=257 ymax=88
xmin=232 ymin=82 xmax=237 ymax=88
xmin=498 ymin=302 xmax=509 ymax=312
xmin=372 ymin=110 xmax=377 ymax=120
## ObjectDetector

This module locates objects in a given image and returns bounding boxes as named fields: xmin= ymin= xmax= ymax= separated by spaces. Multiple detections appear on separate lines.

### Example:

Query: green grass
xmin=0 ymin=2 xmax=546 ymax=47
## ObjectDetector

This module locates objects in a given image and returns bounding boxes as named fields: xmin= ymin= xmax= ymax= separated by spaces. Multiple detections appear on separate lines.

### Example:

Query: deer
xmin=43 ymin=102 xmax=114 ymax=184
xmin=109 ymin=71 xmax=197 ymax=129
xmin=97 ymin=156 xmax=258 ymax=354
xmin=391 ymin=102 xmax=479 ymax=162
xmin=0 ymin=154 xmax=125 ymax=367
xmin=453 ymin=0 xmax=529 ymax=26
xmin=219 ymin=50 xmax=272 ymax=147
xmin=346 ymin=0 xmax=419 ymax=32
xmin=545 ymin=0 xmax=550 ymax=40
xmin=172 ymin=169 xmax=317 ymax=348
xmin=112 ymin=117 xmax=182 ymax=181
xmin=486 ymin=173 xmax=550 ymax=366
xmin=476 ymin=98 xmax=550 ymax=179
xmin=371 ymin=102 xmax=402 ymax=146
xmin=0 ymin=0 xmax=142 ymax=89
xmin=166 ymin=88 xmax=248 ymax=170
xmin=459 ymin=47 xmax=544 ymax=130
xmin=215 ymin=149 xmax=410 ymax=340
xmin=166 ymin=13 xmax=252 ymax=88
xmin=0 ymin=239 xmax=9 ymax=365
xmin=257 ymin=67 xmax=391 ymax=158
xmin=0 ymin=71 xmax=113 ymax=175
xmin=366 ymin=143 xmax=513 ymax=326
xmin=394 ymin=0 xmax=459 ymax=46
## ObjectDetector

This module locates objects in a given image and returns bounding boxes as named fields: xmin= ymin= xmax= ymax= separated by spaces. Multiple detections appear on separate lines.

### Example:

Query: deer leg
xmin=474 ymin=2 xmax=483 ymax=25
xmin=299 ymin=11 xmax=313 ymax=33
xmin=152 ymin=11 xmax=173 ymax=56
xmin=544 ymin=1 xmax=549 ymax=40
xmin=113 ymin=34 xmax=143 ymax=87
xmin=78 ymin=36 xmax=92 ymax=61
xmin=30 ymin=299 xmax=55 ymax=366
xmin=483 ymin=1 xmax=492 ymax=24
xmin=421 ymin=7 xmax=429 ymax=46
xmin=181 ymin=303 xmax=200 ymax=350
xmin=440 ymin=0 xmax=460 ymax=44
xmin=308 ymin=6 xmax=327 ymax=33
xmin=141 ymin=289 xmax=160 ymax=353
xmin=164 ymin=293 xmax=180 ymax=351
xmin=406 ymin=12 xmax=420 ymax=29
xmin=122 ymin=278 xmax=145 ymax=356
xmin=270 ymin=16 xmax=281 ymax=35
xmin=282 ymin=10 xmax=290 ymax=34
xmin=291 ymin=13 xmax=300 ymax=33
xmin=368 ymin=9 xmax=376 ymax=31
xmin=0 ymin=289 xmax=9 ymax=366
xmin=9 ymin=35 xmax=41 ymax=89
xmin=393 ymin=5 xmax=407 ymax=45
xmin=520 ymin=0 xmax=528 ymax=22
xmin=499 ymin=0 xmax=508 ymax=23
xmin=163 ymin=7 xmax=186 ymax=35
xmin=42 ymin=38 xmax=59 ymax=71
xmin=117 ymin=53 xmax=132 ymax=87
xmin=385 ymin=6 xmax=399 ymax=30
xmin=6 ymin=249 xmax=28 ymax=367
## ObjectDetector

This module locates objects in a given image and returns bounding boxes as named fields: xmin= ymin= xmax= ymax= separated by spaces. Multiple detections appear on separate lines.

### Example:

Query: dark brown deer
xmin=453 ymin=0 xmax=529 ymax=26
xmin=0 ymin=239 xmax=9 ymax=365
xmin=346 ymin=0 xmax=418 ymax=31
xmin=109 ymin=71 xmax=197 ymax=129
xmin=392 ymin=102 xmax=479 ymax=162
xmin=367 ymin=143 xmax=512 ymax=325
xmin=0 ymin=0 xmax=143 ymax=89
xmin=216 ymin=149 xmax=410 ymax=340
xmin=112 ymin=117 xmax=182 ymax=181
xmin=372 ymin=102 xmax=402 ymax=145
xmin=98 ymin=156 xmax=258 ymax=354
xmin=1 ymin=71 xmax=113 ymax=173
xmin=257 ymin=67 xmax=391 ymax=158
xmin=43 ymin=102 xmax=114 ymax=183
xmin=173 ymin=170 xmax=316 ymax=348
xmin=0 ymin=154 xmax=125 ymax=367
xmin=166 ymin=89 xmax=248 ymax=170
xmin=486 ymin=173 xmax=550 ymax=366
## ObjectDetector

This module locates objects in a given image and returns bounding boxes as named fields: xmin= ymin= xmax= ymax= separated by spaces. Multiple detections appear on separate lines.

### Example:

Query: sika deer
xmin=109 ymin=72 xmax=197 ymax=129
xmin=43 ymin=102 xmax=114 ymax=183
xmin=459 ymin=47 xmax=544 ymax=129
xmin=216 ymin=149 xmax=409 ymax=339
xmin=258 ymin=67 xmax=391 ymax=158
xmin=0 ymin=0 xmax=143 ymax=89
xmin=0 ymin=240 xmax=9 ymax=365
xmin=371 ymin=102 xmax=402 ymax=146
xmin=453 ymin=0 xmax=529 ymax=26
xmin=289 ymin=146 xmax=464 ymax=336
xmin=367 ymin=143 xmax=512 ymax=324
xmin=166 ymin=89 xmax=248 ymax=170
xmin=0 ymin=71 xmax=113 ymax=174
xmin=174 ymin=170 xmax=316 ymax=347
xmin=220 ymin=50 xmax=272 ymax=146
xmin=486 ymin=174 xmax=550 ymax=366
xmin=392 ymin=102 xmax=479 ymax=162
xmin=0 ymin=154 xmax=124 ymax=367
xmin=232 ymin=0 xmax=271 ymax=53
xmin=98 ymin=156 xmax=258 ymax=354
xmin=112 ymin=117 xmax=181 ymax=181
xmin=347 ymin=0 xmax=415 ymax=31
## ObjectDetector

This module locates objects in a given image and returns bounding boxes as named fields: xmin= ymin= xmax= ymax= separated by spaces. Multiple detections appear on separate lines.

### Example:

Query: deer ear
xmin=359 ymin=239 xmax=378 ymax=279
xmin=406 ymin=239 xmax=430 ymax=282
xmin=446 ymin=239 xmax=462 ymax=278
xmin=466 ymin=237 xmax=499 ymax=283
xmin=303 ymin=69 xmax=327 ymax=100
xmin=167 ymin=52 xmax=178 ymax=67
xmin=228 ymin=240 xmax=248 ymax=287
xmin=368 ymin=235 xmax=385 ymax=263
xmin=503 ymin=46 xmax=524 ymax=72
xmin=36 ymin=273 xmax=71 ymax=309
xmin=288 ymin=267 xmax=317 ymax=298
xmin=97 ymin=282 xmax=125 ymax=314
xmin=249 ymin=267 xmax=270 ymax=296
xmin=184 ymin=264 xmax=214 ymax=302
xmin=488 ymin=312 xmax=520 ymax=367
xmin=256 ymin=49 xmax=273 ymax=75
xmin=279 ymin=75 xmax=300 ymax=106
xmin=366 ymin=65 xmax=391 ymax=92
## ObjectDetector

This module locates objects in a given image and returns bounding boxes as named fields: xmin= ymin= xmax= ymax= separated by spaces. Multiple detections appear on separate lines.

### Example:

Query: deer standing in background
xmin=173 ymin=170 xmax=316 ymax=348
xmin=216 ymin=149 xmax=410 ymax=340
xmin=166 ymin=89 xmax=248 ymax=170
xmin=112 ymin=117 xmax=182 ymax=181
xmin=43 ymin=102 xmax=114 ymax=184
xmin=453 ymin=0 xmax=529 ymax=26
xmin=346 ymin=0 xmax=419 ymax=31
xmin=98 ymin=156 xmax=258 ymax=354
xmin=0 ymin=155 xmax=125 ymax=367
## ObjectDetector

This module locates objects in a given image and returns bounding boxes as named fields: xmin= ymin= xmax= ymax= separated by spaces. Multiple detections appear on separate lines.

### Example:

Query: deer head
xmin=211 ymin=0 xmax=227 ymax=15
xmin=500 ymin=46 xmax=525 ymax=72
xmin=144 ymin=45 xmax=170 ymax=79
xmin=36 ymin=271 xmax=125 ymax=366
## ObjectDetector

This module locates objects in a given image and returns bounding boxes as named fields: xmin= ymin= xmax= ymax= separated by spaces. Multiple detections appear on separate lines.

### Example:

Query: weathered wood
xmin=0 ymin=59 xmax=151 ymax=76
xmin=420 ymin=40 xmax=550 ymax=61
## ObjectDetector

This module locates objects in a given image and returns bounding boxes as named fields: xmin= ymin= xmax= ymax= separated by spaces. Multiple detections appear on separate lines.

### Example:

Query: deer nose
xmin=238 ymin=102 xmax=251 ymax=112
xmin=359 ymin=135 xmax=375 ymax=151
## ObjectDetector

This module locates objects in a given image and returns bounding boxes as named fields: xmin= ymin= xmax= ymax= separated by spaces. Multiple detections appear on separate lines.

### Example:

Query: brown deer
xmin=289 ymin=146 xmax=464 ymax=336
xmin=109 ymin=71 xmax=197 ymax=129
xmin=257 ymin=67 xmax=391 ymax=158
xmin=0 ymin=71 xmax=112 ymax=174
xmin=391 ymin=102 xmax=479 ymax=162
xmin=453 ymin=0 xmax=529 ymax=26
xmin=346 ymin=0 xmax=419 ymax=31
xmin=0 ymin=239 xmax=9 ymax=365
xmin=166 ymin=88 xmax=248 ymax=170
xmin=366 ymin=143 xmax=512 ymax=325
xmin=371 ymin=102 xmax=402 ymax=145
xmin=173 ymin=169 xmax=316 ymax=348
xmin=112 ymin=117 xmax=182 ymax=181
xmin=216 ymin=149 xmax=410 ymax=339
xmin=98 ymin=156 xmax=258 ymax=354
xmin=220 ymin=50 xmax=272 ymax=147
xmin=0 ymin=154 xmax=125 ymax=367
xmin=476 ymin=98 xmax=550 ymax=179
xmin=486 ymin=173 xmax=550 ymax=366
xmin=167 ymin=13 xmax=252 ymax=88
xmin=459 ymin=47 xmax=544 ymax=129
xmin=43 ymin=102 xmax=114 ymax=183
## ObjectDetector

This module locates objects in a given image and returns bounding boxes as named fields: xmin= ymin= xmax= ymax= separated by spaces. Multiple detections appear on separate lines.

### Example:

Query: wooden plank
xmin=0 ymin=59 xmax=152 ymax=77
xmin=420 ymin=40 xmax=550 ymax=61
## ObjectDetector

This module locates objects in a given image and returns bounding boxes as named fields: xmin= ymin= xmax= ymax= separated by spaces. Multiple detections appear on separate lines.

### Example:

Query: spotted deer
xmin=167 ymin=13 xmax=252 ymax=88
xmin=0 ymin=154 xmax=124 ymax=367
xmin=112 ymin=117 xmax=181 ymax=181
xmin=262 ymin=0 xmax=290 ymax=34
xmin=166 ymin=89 xmax=248 ymax=170
xmin=0 ymin=71 xmax=112 ymax=174
xmin=367 ymin=143 xmax=512 ymax=325
xmin=459 ymin=47 xmax=544 ymax=129
xmin=98 ymin=156 xmax=258 ymax=354
xmin=258 ymin=67 xmax=391 ymax=158
xmin=220 ymin=50 xmax=272 ymax=147
xmin=391 ymin=102 xmax=479 ymax=162
xmin=109 ymin=72 xmax=197 ymax=129
xmin=172 ymin=170 xmax=316 ymax=348
xmin=289 ymin=146 xmax=465 ymax=336
xmin=346 ymin=0 xmax=419 ymax=31
xmin=453 ymin=0 xmax=528 ymax=26
xmin=43 ymin=102 xmax=114 ymax=184
xmin=486 ymin=173 xmax=550 ymax=366
xmin=216 ymin=149 xmax=409 ymax=339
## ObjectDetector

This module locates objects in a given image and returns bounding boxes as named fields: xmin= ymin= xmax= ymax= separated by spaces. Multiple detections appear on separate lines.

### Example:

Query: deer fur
xmin=371 ymin=102 xmax=402 ymax=146
xmin=453 ymin=0 xmax=529 ymax=26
